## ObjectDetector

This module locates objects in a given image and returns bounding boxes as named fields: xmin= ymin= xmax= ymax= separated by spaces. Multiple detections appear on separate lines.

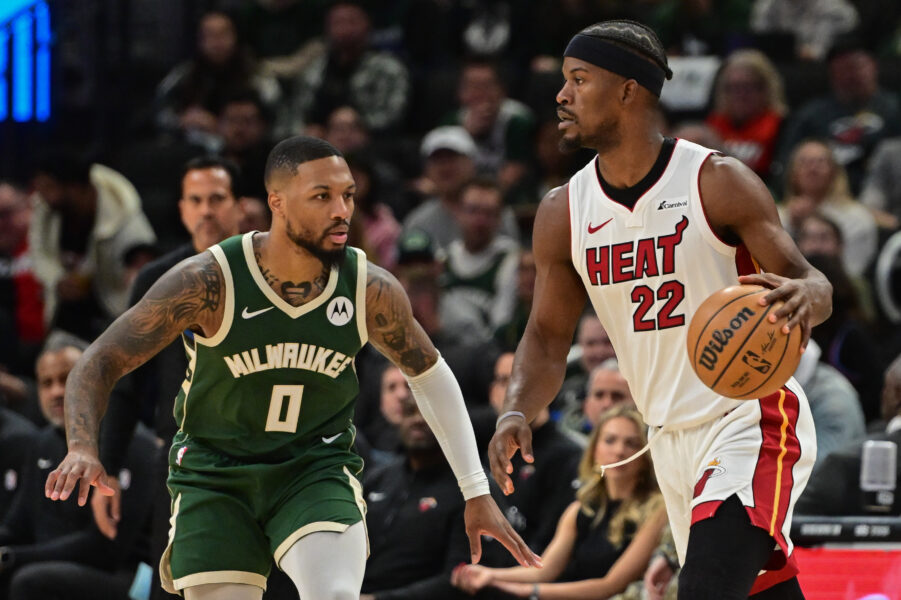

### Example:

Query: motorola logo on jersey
xmin=327 ymin=296 xmax=353 ymax=326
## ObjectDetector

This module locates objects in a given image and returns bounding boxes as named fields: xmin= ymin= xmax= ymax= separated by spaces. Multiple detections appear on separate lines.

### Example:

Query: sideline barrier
xmin=792 ymin=516 xmax=901 ymax=599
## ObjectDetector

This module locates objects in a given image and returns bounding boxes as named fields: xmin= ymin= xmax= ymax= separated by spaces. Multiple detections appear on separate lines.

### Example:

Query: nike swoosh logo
xmin=587 ymin=218 xmax=613 ymax=234
xmin=37 ymin=458 xmax=54 ymax=469
xmin=322 ymin=433 xmax=342 ymax=444
xmin=242 ymin=306 xmax=274 ymax=319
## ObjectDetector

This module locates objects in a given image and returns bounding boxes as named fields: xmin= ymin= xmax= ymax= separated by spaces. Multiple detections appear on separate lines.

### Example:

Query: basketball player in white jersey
xmin=488 ymin=21 xmax=832 ymax=600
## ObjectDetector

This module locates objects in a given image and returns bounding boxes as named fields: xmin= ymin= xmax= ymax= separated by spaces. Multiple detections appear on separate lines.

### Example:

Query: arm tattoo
xmin=382 ymin=323 xmax=406 ymax=351
xmin=128 ymin=259 xmax=221 ymax=349
xmin=64 ymin=254 xmax=224 ymax=450
xmin=365 ymin=265 xmax=438 ymax=375
xmin=400 ymin=349 xmax=429 ymax=372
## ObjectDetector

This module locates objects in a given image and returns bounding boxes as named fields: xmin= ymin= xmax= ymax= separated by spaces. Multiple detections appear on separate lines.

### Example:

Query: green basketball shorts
xmin=159 ymin=431 xmax=366 ymax=594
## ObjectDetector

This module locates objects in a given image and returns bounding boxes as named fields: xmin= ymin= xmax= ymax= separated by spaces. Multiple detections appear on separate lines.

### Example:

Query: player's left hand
xmin=463 ymin=495 xmax=542 ymax=568
xmin=738 ymin=273 xmax=821 ymax=351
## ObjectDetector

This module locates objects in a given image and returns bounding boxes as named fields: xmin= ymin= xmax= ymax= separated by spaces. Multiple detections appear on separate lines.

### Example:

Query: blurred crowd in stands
xmin=1 ymin=0 xmax=901 ymax=598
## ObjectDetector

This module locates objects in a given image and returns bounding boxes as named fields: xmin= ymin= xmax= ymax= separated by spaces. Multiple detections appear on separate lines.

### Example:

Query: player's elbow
xmin=523 ymin=320 xmax=571 ymax=363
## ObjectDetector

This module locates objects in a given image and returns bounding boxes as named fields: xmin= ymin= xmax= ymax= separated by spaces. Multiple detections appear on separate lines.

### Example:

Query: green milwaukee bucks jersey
xmin=172 ymin=233 xmax=368 ymax=460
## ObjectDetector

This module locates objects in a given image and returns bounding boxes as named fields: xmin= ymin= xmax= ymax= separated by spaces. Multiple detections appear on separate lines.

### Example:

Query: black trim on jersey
xmin=595 ymin=137 xmax=676 ymax=210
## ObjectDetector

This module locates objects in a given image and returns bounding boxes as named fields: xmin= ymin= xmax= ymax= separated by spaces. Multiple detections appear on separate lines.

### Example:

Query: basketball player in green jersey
xmin=45 ymin=136 xmax=541 ymax=600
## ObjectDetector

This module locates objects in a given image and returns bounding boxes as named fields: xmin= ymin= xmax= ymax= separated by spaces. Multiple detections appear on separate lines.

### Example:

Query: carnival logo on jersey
xmin=327 ymin=296 xmax=354 ymax=326
xmin=657 ymin=197 xmax=688 ymax=211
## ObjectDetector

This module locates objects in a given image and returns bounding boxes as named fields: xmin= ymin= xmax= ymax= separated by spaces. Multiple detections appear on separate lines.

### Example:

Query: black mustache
xmin=557 ymin=107 xmax=576 ymax=120
xmin=327 ymin=220 xmax=351 ymax=233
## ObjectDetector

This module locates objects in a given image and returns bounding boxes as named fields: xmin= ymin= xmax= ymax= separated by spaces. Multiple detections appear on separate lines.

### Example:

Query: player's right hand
xmin=91 ymin=478 xmax=122 ymax=539
xmin=487 ymin=415 xmax=533 ymax=496
xmin=45 ymin=449 xmax=116 ymax=507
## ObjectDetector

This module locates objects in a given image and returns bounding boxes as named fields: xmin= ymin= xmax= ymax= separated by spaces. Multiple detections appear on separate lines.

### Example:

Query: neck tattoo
xmin=254 ymin=245 xmax=330 ymax=307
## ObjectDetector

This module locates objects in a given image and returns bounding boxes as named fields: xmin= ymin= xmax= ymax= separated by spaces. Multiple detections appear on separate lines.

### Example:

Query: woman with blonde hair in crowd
xmin=451 ymin=406 xmax=666 ymax=599
xmin=779 ymin=138 xmax=878 ymax=277
xmin=706 ymin=48 xmax=787 ymax=182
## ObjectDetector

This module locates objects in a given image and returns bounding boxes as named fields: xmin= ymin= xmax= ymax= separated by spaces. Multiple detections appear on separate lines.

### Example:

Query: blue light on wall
xmin=0 ymin=30 xmax=8 ymax=122
xmin=0 ymin=0 xmax=50 ymax=123
xmin=34 ymin=1 xmax=49 ymax=121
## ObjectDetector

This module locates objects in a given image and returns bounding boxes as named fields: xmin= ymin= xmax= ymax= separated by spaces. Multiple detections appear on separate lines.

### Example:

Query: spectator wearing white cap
xmin=404 ymin=126 xmax=519 ymax=253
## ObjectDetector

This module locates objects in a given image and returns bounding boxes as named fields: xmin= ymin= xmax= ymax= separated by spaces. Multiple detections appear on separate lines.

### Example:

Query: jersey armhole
xmin=566 ymin=182 xmax=581 ymax=273
xmin=691 ymin=152 xmax=738 ymax=258
xmin=354 ymin=248 xmax=368 ymax=347
xmin=193 ymin=245 xmax=234 ymax=347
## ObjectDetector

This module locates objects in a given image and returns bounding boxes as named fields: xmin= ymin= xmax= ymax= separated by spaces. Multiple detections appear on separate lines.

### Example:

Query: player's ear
xmin=621 ymin=79 xmax=639 ymax=105
xmin=268 ymin=191 xmax=283 ymax=217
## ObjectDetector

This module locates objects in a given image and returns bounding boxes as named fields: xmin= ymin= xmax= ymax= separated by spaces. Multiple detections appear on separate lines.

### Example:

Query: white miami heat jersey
xmin=569 ymin=139 xmax=760 ymax=428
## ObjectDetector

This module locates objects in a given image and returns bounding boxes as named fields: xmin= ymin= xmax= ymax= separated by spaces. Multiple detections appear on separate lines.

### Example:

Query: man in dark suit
xmin=796 ymin=353 xmax=901 ymax=515
xmin=0 ymin=333 xmax=155 ymax=600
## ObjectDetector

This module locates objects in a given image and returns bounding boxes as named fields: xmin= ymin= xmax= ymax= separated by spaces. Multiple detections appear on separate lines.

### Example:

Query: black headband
xmin=564 ymin=34 xmax=667 ymax=97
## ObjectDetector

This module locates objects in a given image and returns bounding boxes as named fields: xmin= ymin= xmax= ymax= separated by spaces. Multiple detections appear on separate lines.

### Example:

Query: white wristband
xmin=495 ymin=410 xmax=526 ymax=429
xmin=405 ymin=357 xmax=490 ymax=500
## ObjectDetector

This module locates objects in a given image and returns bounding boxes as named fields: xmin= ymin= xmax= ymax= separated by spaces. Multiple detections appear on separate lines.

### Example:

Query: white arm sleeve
xmin=404 ymin=357 xmax=490 ymax=500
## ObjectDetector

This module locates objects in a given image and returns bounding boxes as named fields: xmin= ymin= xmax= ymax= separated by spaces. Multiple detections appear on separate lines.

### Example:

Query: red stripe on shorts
xmin=748 ymin=387 xmax=803 ymax=586
xmin=749 ymin=553 xmax=799 ymax=595
xmin=691 ymin=499 xmax=723 ymax=525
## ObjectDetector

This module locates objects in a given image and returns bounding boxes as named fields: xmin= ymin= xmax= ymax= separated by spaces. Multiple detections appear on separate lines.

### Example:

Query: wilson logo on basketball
xmin=697 ymin=307 xmax=756 ymax=372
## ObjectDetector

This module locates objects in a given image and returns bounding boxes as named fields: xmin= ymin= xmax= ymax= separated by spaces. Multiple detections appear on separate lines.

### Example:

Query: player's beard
xmin=285 ymin=219 xmax=347 ymax=269
xmin=559 ymin=115 xmax=621 ymax=155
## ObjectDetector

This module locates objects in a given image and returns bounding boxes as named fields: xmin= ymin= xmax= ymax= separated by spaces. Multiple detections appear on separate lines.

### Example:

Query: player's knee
xmin=326 ymin=583 xmax=359 ymax=600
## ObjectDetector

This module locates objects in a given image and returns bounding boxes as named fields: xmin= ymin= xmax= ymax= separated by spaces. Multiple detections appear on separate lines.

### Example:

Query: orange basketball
xmin=686 ymin=284 xmax=802 ymax=400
